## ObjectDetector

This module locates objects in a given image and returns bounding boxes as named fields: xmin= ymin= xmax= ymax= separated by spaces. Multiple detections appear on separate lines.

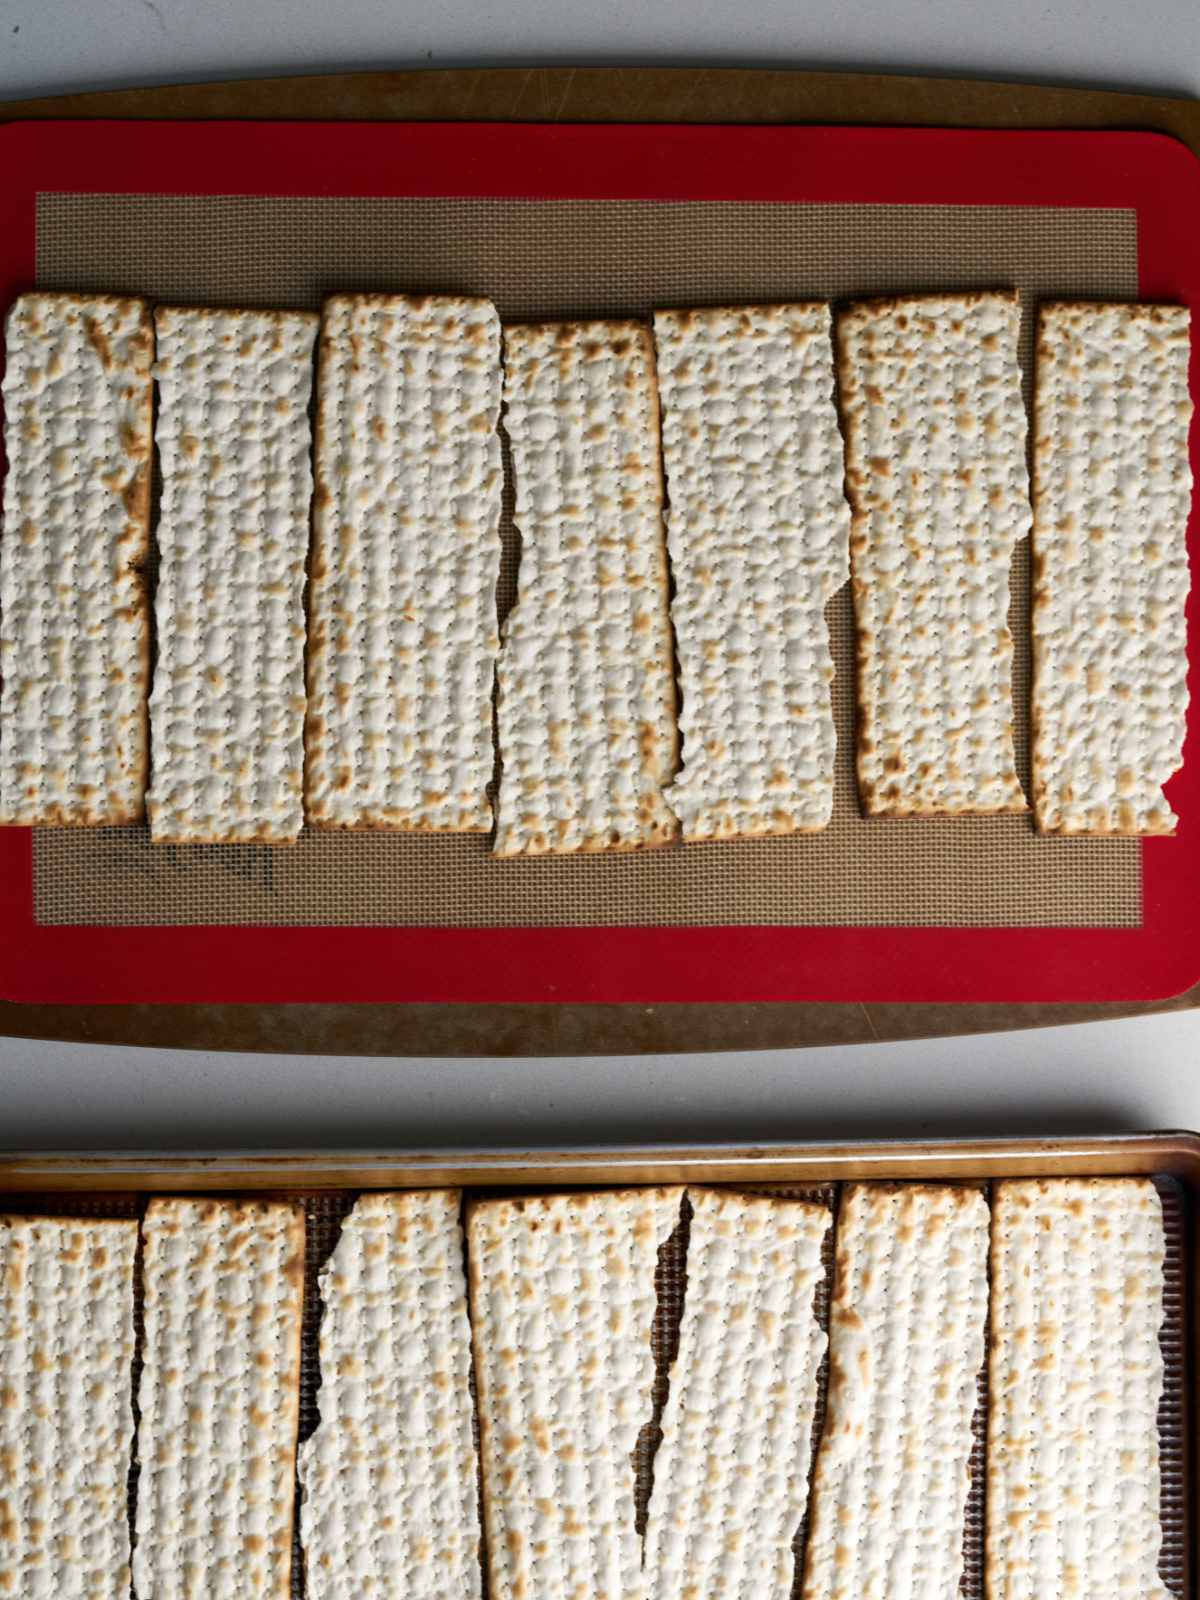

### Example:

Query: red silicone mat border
xmin=0 ymin=120 xmax=1196 ymax=1004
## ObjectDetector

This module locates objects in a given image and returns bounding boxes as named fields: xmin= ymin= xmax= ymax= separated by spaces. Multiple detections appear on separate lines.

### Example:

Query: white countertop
xmin=0 ymin=1009 xmax=1195 ymax=1148
xmin=1 ymin=0 xmax=1197 ymax=101
xmin=0 ymin=0 xmax=1197 ymax=1145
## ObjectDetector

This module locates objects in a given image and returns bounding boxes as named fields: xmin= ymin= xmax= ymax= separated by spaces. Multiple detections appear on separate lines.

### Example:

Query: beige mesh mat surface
xmin=32 ymin=194 xmax=1140 ymax=927
xmin=0 ymin=1176 xmax=1186 ymax=1600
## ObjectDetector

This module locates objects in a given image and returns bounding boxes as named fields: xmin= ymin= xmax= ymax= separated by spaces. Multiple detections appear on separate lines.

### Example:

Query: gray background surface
xmin=1 ymin=0 xmax=1198 ymax=100
xmin=0 ymin=0 xmax=1197 ymax=1146
xmin=0 ymin=1012 xmax=1195 ymax=1149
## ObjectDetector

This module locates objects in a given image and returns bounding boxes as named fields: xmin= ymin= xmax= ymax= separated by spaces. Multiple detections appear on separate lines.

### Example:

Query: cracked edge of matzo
xmin=653 ymin=303 xmax=849 ymax=839
xmin=0 ymin=1214 xmax=138 ymax=1599
xmin=801 ymin=1183 xmax=989 ymax=1600
xmin=298 ymin=1189 xmax=481 ymax=1600
xmin=466 ymin=1187 xmax=684 ymax=1600
xmin=494 ymin=321 xmax=679 ymax=856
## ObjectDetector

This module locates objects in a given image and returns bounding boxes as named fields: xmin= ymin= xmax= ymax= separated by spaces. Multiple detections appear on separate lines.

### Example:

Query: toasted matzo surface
xmin=986 ymin=1179 xmax=1170 ymax=1600
xmin=494 ymin=322 xmax=677 ymax=855
xmin=1031 ymin=302 xmax=1192 ymax=835
xmin=802 ymin=1184 xmax=989 ymax=1600
xmin=0 ymin=1215 xmax=138 ymax=1599
xmin=468 ymin=1188 xmax=682 ymax=1600
xmin=837 ymin=292 xmax=1030 ymax=817
xmin=305 ymin=294 xmax=503 ymax=832
xmin=299 ymin=1191 xmax=480 ymax=1599
xmin=654 ymin=306 xmax=849 ymax=839
xmin=645 ymin=1187 xmax=830 ymax=1600
xmin=146 ymin=306 xmax=317 ymax=845
xmin=0 ymin=292 xmax=152 ymax=825
xmin=133 ymin=1198 xmax=305 ymax=1600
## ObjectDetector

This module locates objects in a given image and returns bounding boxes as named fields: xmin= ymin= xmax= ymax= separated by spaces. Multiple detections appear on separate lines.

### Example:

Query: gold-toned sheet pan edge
xmin=0 ymin=1130 xmax=1196 ymax=1189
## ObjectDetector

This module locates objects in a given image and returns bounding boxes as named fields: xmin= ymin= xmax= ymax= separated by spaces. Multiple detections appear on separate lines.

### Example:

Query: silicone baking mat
xmin=33 ymin=197 xmax=1137 ymax=929
xmin=0 ymin=121 xmax=1196 ymax=1002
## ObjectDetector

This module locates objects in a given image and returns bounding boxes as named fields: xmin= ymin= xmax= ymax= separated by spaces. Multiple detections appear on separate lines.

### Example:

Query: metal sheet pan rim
xmin=1 ymin=1129 xmax=1197 ymax=1188
xmin=0 ymin=1130 xmax=1192 ymax=1599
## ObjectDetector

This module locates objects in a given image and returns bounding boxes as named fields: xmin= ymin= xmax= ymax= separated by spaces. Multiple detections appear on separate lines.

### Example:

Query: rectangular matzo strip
xmin=133 ymin=1198 xmax=305 ymax=1600
xmin=644 ymin=1188 xmax=831 ymax=1600
xmin=837 ymin=292 xmax=1030 ymax=816
xmin=305 ymin=294 xmax=503 ymax=831
xmin=801 ymin=1184 xmax=989 ymax=1600
xmin=0 ymin=292 xmax=152 ymax=824
xmin=986 ymin=1179 xmax=1170 ymax=1600
xmin=0 ymin=1216 xmax=138 ymax=1599
xmin=494 ymin=322 xmax=678 ymax=854
xmin=299 ymin=1190 xmax=480 ymax=1599
xmin=1031 ymin=303 xmax=1192 ymax=834
xmin=653 ymin=306 xmax=850 ymax=838
xmin=468 ymin=1187 xmax=683 ymax=1600
xmin=146 ymin=307 xmax=317 ymax=844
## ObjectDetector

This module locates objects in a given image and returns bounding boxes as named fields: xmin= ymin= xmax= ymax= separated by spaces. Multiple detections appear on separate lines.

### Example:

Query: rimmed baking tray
xmin=1 ymin=70 xmax=1199 ymax=1048
xmin=0 ymin=119 xmax=1198 ymax=1007
xmin=1 ymin=1132 xmax=1194 ymax=1599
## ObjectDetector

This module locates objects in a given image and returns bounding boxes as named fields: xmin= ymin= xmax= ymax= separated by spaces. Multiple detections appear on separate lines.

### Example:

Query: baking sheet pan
xmin=0 ymin=1133 xmax=1193 ymax=1599
xmin=1 ymin=118 xmax=1197 ymax=1008
xmin=1 ymin=69 xmax=1199 ymax=1049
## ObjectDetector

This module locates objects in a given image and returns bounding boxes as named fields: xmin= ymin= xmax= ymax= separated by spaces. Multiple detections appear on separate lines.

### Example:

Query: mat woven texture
xmin=32 ymin=195 xmax=1139 ymax=927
